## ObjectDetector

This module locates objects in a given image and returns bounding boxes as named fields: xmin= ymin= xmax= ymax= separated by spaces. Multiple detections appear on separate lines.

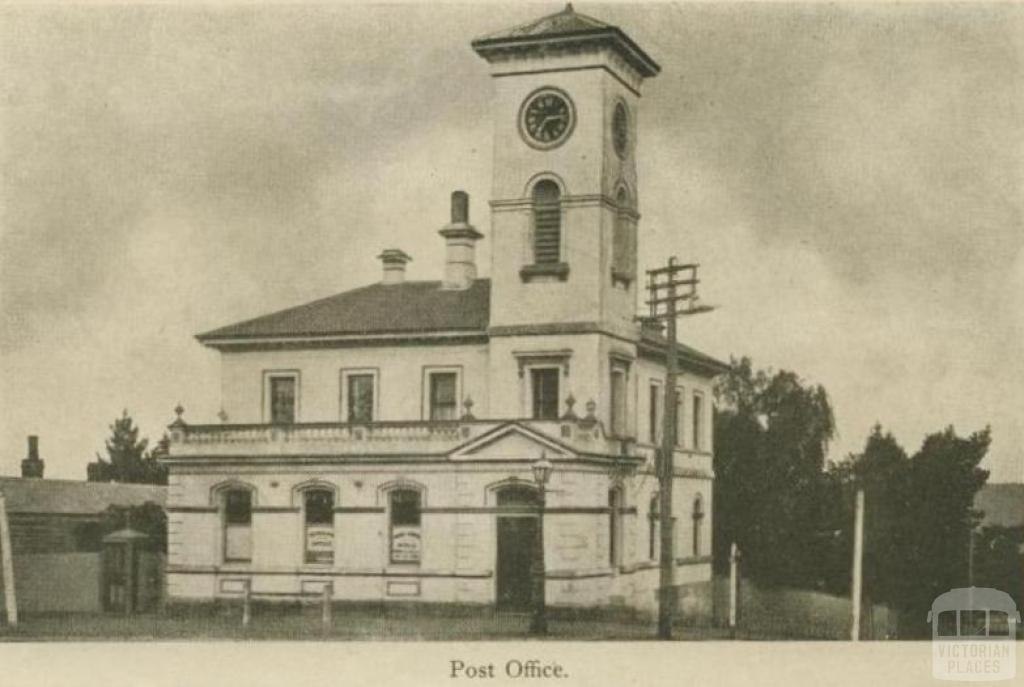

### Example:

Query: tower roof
xmin=472 ymin=3 xmax=660 ymax=78
xmin=476 ymin=3 xmax=612 ymax=40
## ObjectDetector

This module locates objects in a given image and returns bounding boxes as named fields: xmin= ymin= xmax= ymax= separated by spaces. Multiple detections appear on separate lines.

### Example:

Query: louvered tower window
xmin=532 ymin=180 xmax=561 ymax=264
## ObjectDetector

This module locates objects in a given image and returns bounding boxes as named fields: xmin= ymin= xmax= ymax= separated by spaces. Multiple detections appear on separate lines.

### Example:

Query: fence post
xmin=242 ymin=579 xmax=251 ymax=630
xmin=321 ymin=583 xmax=333 ymax=635
xmin=728 ymin=542 xmax=740 ymax=636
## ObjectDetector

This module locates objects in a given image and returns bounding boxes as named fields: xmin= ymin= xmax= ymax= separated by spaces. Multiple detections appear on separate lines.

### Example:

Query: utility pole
xmin=851 ymin=487 xmax=865 ymax=641
xmin=646 ymin=257 xmax=713 ymax=640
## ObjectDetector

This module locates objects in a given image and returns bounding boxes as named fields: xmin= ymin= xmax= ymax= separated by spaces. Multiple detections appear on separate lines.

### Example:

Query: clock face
xmin=520 ymin=88 xmax=575 ymax=149
xmin=613 ymin=102 xmax=629 ymax=158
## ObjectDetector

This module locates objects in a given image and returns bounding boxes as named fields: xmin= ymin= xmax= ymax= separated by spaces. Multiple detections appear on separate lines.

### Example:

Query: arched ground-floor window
xmin=389 ymin=489 xmax=422 ymax=564
xmin=221 ymin=487 xmax=253 ymax=563
xmin=303 ymin=488 xmax=335 ymax=564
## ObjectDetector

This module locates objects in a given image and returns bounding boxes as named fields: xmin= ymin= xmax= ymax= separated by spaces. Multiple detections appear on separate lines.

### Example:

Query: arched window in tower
xmin=532 ymin=180 xmax=562 ymax=265
xmin=612 ymin=187 xmax=635 ymax=285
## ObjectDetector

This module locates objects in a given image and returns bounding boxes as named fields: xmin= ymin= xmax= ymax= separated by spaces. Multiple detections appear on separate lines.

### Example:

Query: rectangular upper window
xmin=609 ymin=366 xmax=628 ymax=436
xmin=648 ymin=381 xmax=661 ymax=444
xmin=428 ymin=371 xmax=458 ymax=421
xmin=265 ymin=372 xmax=298 ymax=424
xmin=341 ymin=369 xmax=378 ymax=423
xmin=675 ymin=387 xmax=685 ymax=447
xmin=692 ymin=391 xmax=705 ymax=451
xmin=530 ymin=367 xmax=559 ymax=420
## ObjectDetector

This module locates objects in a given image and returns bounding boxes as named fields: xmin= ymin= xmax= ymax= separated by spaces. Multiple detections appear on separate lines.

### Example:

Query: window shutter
xmin=532 ymin=180 xmax=561 ymax=265
xmin=534 ymin=203 xmax=561 ymax=264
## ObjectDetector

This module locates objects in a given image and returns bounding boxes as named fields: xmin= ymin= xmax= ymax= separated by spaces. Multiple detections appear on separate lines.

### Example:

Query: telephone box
xmin=102 ymin=528 xmax=161 ymax=614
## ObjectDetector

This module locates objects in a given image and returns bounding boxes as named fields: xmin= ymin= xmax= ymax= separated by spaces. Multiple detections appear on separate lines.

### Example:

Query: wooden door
xmin=496 ymin=516 xmax=537 ymax=611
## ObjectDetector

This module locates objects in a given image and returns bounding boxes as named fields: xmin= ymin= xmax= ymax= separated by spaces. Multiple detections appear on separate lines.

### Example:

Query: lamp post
xmin=530 ymin=455 xmax=553 ymax=636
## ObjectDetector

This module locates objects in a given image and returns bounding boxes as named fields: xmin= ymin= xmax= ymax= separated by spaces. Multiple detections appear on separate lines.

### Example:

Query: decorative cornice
xmin=636 ymin=337 xmax=730 ymax=377
xmin=511 ymin=348 xmax=573 ymax=377
xmin=493 ymin=63 xmax=642 ymax=98
xmin=471 ymin=27 xmax=660 ymax=80
xmin=199 ymin=330 xmax=488 ymax=352
xmin=490 ymin=193 xmax=623 ymax=213
xmin=488 ymin=321 xmax=604 ymax=337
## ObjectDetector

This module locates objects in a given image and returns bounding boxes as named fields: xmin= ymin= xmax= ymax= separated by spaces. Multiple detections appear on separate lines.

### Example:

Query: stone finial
xmin=170 ymin=403 xmax=186 ymax=428
xmin=461 ymin=396 xmax=476 ymax=421
xmin=577 ymin=398 xmax=598 ymax=429
xmin=560 ymin=393 xmax=578 ymax=420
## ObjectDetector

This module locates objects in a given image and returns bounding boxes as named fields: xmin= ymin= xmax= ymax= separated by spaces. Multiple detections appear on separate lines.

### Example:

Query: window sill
xmin=611 ymin=268 xmax=633 ymax=287
xmin=220 ymin=560 xmax=253 ymax=568
xmin=386 ymin=563 xmax=422 ymax=573
xmin=520 ymin=262 xmax=569 ymax=282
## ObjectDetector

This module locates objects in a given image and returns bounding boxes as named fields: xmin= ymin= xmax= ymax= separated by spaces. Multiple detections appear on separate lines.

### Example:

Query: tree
xmin=87 ymin=410 xmax=168 ymax=485
xmin=829 ymin=424 xmax=991 ymax=637
xmin=824 ymin=426 xmax=912 ymax=601
xmin=973 ymin=525 xmax=1023 ymax=611
xmin=100 ymin=501 xmax=168 ymax=553
xmin=713 ymin=357 xmax=836 ymax=588
xmin=899 ymin=426 xmax=990 ymax=633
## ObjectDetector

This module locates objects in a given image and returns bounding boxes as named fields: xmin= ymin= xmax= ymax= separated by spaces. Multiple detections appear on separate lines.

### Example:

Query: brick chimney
xmin=377 ymin=249 xmax=412 ymax=285
xmin=21 ymin=435 xmax=44 ymax=479
xmin=438 ymin=190 xmax=483 ymax=290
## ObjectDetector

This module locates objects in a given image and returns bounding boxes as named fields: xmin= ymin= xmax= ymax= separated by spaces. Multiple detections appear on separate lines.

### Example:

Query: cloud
xmin=1 ymin=3 xmax=1020 ymax=482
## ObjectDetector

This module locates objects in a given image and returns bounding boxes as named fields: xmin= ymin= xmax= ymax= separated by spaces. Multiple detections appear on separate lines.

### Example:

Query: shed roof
xmin=0 ymin=477 xmax=166 ymax=515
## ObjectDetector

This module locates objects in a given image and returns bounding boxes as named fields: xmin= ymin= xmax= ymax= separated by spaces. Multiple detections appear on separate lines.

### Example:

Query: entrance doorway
xmin=494 ymin=484 xmax=539 ymax=611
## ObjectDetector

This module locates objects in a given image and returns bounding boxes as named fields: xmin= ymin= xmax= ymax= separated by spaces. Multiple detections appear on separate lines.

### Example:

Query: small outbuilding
xmin=0 ymin=437 xmax=167 ymax=616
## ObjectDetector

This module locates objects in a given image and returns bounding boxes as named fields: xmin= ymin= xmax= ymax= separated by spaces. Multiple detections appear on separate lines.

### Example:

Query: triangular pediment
xmin=449 ymin=423 xmax=574 ymax=461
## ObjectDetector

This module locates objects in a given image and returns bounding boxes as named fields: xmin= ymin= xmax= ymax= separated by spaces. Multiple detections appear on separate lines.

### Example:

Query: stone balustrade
xmin=166 ymin=418 xmax=638 ymax=461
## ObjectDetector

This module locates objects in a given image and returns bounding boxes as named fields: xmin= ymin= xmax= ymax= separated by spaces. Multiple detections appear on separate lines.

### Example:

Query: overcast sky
xmin=1 ymin=1 xmax=1021 ymax=483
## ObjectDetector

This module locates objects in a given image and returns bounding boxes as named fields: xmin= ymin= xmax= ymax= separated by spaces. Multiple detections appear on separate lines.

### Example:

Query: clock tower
xmin=472 ymin=4 xmax=660 ymax=339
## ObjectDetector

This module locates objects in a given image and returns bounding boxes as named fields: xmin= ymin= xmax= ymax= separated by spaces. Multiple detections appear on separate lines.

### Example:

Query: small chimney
xmin=21 ymin=435 xmax=44 ymax=479
xmin=377 ymin=249 xmax=412 ymax=285
xmin=439 ymin=190 xmax=483 ymax=290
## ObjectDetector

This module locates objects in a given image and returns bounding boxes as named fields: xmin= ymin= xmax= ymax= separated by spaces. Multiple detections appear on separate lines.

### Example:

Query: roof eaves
xmin=472 ymin=27 xmax=660 ymax=78
xmin=637 ymin=335 xmax=730 ymax=377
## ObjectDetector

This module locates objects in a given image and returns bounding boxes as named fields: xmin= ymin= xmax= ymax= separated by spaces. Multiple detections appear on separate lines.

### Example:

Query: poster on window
xmin=390 ymin=526 xmax=421 ymax=563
